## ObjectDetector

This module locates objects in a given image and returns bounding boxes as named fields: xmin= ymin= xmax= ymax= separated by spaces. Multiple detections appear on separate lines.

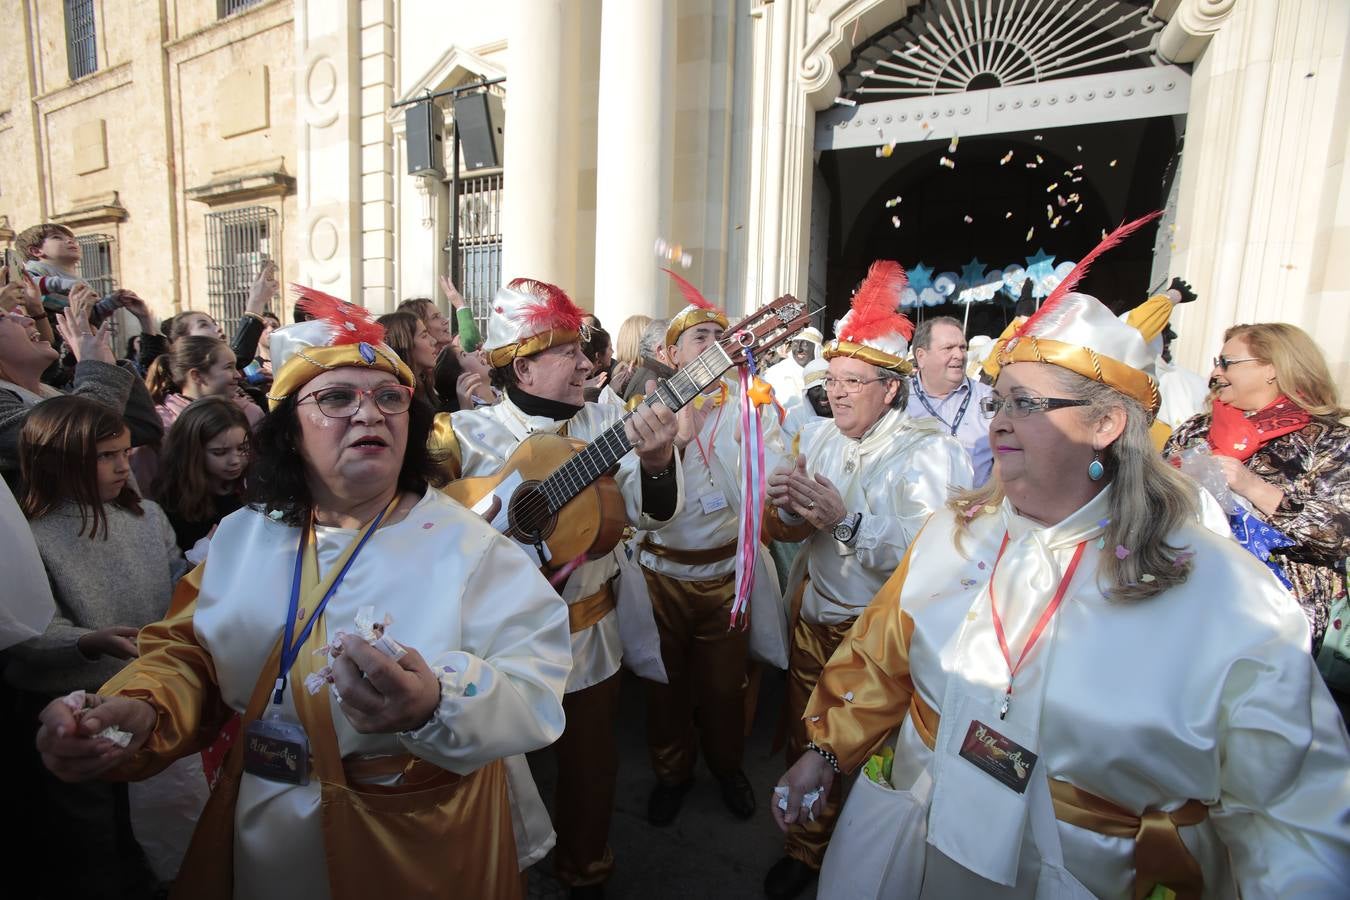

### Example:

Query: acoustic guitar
xmin=441 ymin=294 xmax=809 ymax=571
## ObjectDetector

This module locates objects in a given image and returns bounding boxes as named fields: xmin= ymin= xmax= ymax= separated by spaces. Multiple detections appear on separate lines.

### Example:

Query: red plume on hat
xmin=841 ymin=260 xmax=914 ymax=343
xmin=508 ymin=277 xmax=585 ymax=334
xmin=1014 ymin=210 xmax=1163 ymax=340
xmin=662 ymin=267 xmax=720 ymax=312
xmin=291 ymin=284 xmax=386 ymax=347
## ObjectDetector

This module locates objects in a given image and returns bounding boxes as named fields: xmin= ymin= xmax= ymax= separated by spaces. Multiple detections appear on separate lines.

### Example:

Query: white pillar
xmin=500 ymin=0 xmax=580 ymax=289
xmin=592 ymin=0 xmax=674 ymax=324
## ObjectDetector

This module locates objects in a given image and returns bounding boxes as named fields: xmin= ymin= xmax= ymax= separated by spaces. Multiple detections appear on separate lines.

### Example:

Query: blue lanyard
xmin=914 ymin=376 xmax=971 ymax=436
xmin=272 ymin=502 xmax=393 ymax=705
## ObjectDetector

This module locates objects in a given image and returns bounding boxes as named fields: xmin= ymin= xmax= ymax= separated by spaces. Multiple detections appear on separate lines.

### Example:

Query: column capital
xmin=1156 ymin=0 xmax=1238 ymax=64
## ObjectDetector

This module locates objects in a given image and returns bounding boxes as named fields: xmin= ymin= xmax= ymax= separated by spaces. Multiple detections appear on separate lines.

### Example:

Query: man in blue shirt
xmin=905 ymin=316 xmax=993 ymax=485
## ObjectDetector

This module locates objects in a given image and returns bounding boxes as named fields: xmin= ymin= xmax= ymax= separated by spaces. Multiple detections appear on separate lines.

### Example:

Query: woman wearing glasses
xmin=772 ymin=227 xmax=1350 ymax=900
xmin=34 ymin=289 xmax=572 ymax=899
xmin=1165 ymin=324 xmax=1349 ymax=654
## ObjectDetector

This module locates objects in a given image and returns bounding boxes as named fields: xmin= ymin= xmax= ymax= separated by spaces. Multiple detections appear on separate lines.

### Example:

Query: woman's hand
xmin=77 ymin=626 xmax=140 ymax=660
xmin=36 ymin=695 xmax=156 ymax=782
xmin=1214 ymin=454 xmax=1285 ymax=517
xmin=438 ymin=275 xmax=466 ymax=310
xmin=771 ymin=750 xmax=835 ymax=832
xmin=456 ymin=371 xmax=492 ymax=410
xmin=246 ymin=261 xmax=278 ymax=315
xmin=55 ymin=288 xmax=115 ymax=364
xmin=330 ymin=635 xmax=441 ymax=734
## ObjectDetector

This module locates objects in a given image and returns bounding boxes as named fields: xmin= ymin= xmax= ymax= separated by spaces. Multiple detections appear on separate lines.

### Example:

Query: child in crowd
xmin=6 ymin=396 xmax=187 ymax=897
xmin=151 ymin=397 xmax=251 ymax=554
xmin=15 ymin=223 xmax=83 ymax=314
xmin=145 ymin=336 xmax=262 ymax=431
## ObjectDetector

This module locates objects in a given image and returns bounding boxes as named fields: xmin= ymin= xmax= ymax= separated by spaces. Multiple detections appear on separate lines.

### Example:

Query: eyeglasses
xmin=979 ymin=395 xmax=1090 ymax=420
xmin=298 ymin=384 xmax=414 ymax=418
xmin=1212 ymin=355 xmax=1261 ymax=371
xmin=824 ymin=376 xmax=886 ymax=394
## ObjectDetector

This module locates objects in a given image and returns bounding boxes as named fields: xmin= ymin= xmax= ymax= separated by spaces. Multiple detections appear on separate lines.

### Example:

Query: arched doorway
xmin=811 ymin=0 xmax=1186 ymax=334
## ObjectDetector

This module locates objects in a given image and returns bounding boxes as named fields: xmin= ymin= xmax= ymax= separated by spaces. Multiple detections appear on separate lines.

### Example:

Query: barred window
xmin=449 ymin=173 xmax=503 ymax=331
xmin=205 ymin=206 xmax=276 ymax=337
xmin=75 ymin=234 xmax=117 ymax=297
xmin=64 ymin=0 xmax=98 ymax=81
xmin=218 ymin=0 xmax=263 ymax=18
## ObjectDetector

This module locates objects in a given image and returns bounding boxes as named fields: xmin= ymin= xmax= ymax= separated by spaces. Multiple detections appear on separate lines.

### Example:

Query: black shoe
xmin=569 ymin=885 xmax=605 ymax=900
xmin=716 ymin=769 xmax=757 ymax=820
xmin=647 ymin=779 xmax=693 ymax=826
xmin=763 ymin=856 xmax=816 ymax=900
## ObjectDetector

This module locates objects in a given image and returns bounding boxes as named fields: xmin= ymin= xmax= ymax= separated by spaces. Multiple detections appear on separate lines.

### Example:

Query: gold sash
xmin=639 ymin=537 xmax=738 ymax=566
xmin=908 ymin=691 xmax=1206 ymax=900
xmin=569 ymin=584 xmax=617 ymax=633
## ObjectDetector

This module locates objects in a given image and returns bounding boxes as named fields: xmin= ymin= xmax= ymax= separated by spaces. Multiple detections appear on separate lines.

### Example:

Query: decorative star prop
xmin=908 ymin=263 xmax=934 ymax=294
xmin=1024 ymin=248 xmax=1058 ymax=299
xmin=747 ymin=376 xmax=776 ymax=408
xmin=960 ymin=258 xmax=988 ymax=287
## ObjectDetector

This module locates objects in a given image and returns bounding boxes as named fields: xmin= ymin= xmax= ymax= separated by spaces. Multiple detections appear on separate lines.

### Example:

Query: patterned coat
xmin=1166 ymin=414 xmax=1350 ymax=650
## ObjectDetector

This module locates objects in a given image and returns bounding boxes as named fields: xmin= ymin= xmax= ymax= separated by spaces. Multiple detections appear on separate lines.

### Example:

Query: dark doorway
xmin=818 ymin=115 xmax=1179 ymax=337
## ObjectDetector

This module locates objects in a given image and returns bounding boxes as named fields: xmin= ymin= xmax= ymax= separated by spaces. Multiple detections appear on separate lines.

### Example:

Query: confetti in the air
xmin=1047 ymin=182 xmax=1058 ymax=192
xmin=1005 ymin=211 xmax=1013 ymax=219
xmin=876 ymin=143 xmax=895 ymax=158
xmin=654 ymin=238 xmax=693 ymax=269
xmin=1026 ymin=226 xmax=1035 ymax=240
xmin=1000 ymin=151 xmax=1014 ymax=165
xmin=964 ymin=215 xmax=973 ymax=223
xmin=834 ymin=96 xmax=857 ymax=107
xmin=939 ymin=156 xmax=955 ymax=169
xmin=1076 ymin=144 xmax=1083 ymax=152
xmin=1036 ymin=154 xmax=1044 ymax=164
xmin=948 ymin=135 xmax=960 ymax=153
xmin=885 ymin=196 xmax=902 ymax=208
xmin=892 ymin=215 xmax=902 ymax=228
xmin=1026 ymin=162 xmax=1038 ymax=169
xmin=1034 ymin=134 xmax=1043 ymax=141
xmin=1109 ymin=159 xmax=1118 ymax=167
xmin=1051 ymin=215 xmax=1062 ymax=229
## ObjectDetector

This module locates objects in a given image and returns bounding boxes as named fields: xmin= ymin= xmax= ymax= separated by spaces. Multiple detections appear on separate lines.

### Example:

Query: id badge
xmin=699 ymin=491 xmax=728 ymax=515
xmin=926 ymin=684 xmax=1038 ymax=887
xmin=243 ymin=715 xmax=311 ymax=785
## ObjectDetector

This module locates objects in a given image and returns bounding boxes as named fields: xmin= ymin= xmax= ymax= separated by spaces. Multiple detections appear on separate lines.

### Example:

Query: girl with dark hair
xmin=7 ymin=395 xmax=186 ymax=897
xmin=37 ymin=291 xmax=572 ymax=897
xmin=375 ymin=310 xmax=440 ymax=408
xmin=152 ymin=397 xmax=252 ymax=553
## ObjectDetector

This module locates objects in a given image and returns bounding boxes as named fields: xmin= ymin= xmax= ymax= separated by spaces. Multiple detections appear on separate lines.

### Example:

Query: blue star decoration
xmin=908 ymin=263 xmax=934 ymax=295
xmin=1229 ymin=508 xmax=1296 ymax=589
xmin=960 ymin=258 xmax=988 ymax=287
xmin=1024 ymin=248 xmax=1056 ymax=283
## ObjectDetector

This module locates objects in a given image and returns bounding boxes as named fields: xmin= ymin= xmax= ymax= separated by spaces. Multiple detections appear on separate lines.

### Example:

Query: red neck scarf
xmin=1208 ymin=395 xmax=1310 ymax=461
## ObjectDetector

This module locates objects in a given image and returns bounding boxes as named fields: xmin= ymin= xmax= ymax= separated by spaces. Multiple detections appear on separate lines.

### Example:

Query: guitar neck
xmin=539 ymin=343 xmax=735 ymax=514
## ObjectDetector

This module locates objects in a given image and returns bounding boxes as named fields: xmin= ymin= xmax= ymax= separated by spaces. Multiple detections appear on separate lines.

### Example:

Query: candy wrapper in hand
xmin=1175 ymin=445 xmax=1238 ymax=514
xmin=774 ymin=785 xmax=824 ymax=822
xmin=863 ymin=746 xmax=895 ymax=788
xmin=59 ymin=690 xmax=134 ymax=746
xmin=353 ymin=606 xmax=406 ymax=661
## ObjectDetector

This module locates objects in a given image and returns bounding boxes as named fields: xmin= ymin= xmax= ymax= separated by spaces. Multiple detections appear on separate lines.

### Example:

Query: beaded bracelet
xmin=806 ymin=741 xmax=841 ymax=774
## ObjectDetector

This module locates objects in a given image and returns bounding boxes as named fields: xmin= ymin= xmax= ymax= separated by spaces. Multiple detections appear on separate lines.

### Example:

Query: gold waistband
xmin=569 ymin=584 xmax=616 ymax=633
xmin=639 ymin=538 xmax=738 ymax=566
xmin=908 ymin=691 xmax=1206 ymax=900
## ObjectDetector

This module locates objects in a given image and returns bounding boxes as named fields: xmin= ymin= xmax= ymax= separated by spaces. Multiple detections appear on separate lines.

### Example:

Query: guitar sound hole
xmin=506 ymin=481 xmax=557 ymax=544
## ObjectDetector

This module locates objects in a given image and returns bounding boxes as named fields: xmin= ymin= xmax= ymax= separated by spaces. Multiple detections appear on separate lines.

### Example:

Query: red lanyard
xmin=988 ymin=532 xmax=1086 ymax=719
xmin=691 ymin=384 xmax=727 ymax=472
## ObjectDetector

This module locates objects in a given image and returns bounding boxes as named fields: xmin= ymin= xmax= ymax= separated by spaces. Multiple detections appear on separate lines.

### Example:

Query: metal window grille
xmin=449 ymin=173 xmax=503 ymax=330
xmin=218 ymin=0 xmax=263 ymax=18
xmin=205 ymin=206 xmax=276 ymax=337
xmin=75 ymin=234 xmax=117 ymax=297
xmin=64 ymin=0 xmax=98 ymax=81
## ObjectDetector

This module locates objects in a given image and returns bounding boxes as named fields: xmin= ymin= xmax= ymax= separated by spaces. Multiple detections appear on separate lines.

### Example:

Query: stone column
xmin=592 ymin=0 xmax=674 ymax=323
xmin=294 ymin=0 xmax=362 ymax=298
xmin=500 ymin=0 xmax=580 ymax=290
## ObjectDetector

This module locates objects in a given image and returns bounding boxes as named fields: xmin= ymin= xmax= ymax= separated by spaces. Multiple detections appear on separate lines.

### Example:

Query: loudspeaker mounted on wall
xmin=405 ymin=100 xmax=445 ymax=177
xmin=453 ymin=91 xmax=505 ymax=170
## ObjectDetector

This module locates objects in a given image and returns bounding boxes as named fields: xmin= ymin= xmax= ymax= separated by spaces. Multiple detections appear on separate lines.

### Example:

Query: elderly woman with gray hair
xmin=773 ymin=222 xmax=1350 ymax=900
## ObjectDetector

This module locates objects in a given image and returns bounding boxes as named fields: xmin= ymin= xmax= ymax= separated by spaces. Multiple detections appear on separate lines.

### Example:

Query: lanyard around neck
xmin=273 ymin=495 xmax=400 ymax=705
xmin=988 ymin=531 xmax=1086 ymax=720
xmin=914 ymin=376 xmax=971 ymax=435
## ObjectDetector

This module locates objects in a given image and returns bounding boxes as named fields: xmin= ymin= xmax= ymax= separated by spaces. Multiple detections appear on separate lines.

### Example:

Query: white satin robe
xmin=815 ymin=490 xmax=1350 ymax=898
xmin=449 ymin=395 xmax=683 ymax=693
xmin=193 ymin=490 xmax=573 ymax=898
xmin=786 ymin=408 xmax=974 ymax=624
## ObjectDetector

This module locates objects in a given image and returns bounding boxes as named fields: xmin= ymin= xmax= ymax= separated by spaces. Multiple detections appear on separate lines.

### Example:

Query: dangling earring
xmin=1087 ymin=451 xmax=1105 ymax=481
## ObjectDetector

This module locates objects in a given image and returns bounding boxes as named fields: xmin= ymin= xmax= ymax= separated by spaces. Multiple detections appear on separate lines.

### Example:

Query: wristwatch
xmin=832 ymin=512 xmax=862 ymax=546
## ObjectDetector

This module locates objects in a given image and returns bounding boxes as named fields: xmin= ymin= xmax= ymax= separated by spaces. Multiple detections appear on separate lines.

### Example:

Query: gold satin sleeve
xmin=427 ymin=411 xmax=463 ymax=482
xmin=98 ymin=563 xmax=233 ymax=782
xmin=764 ymin=502 xmax=814 ymax=543
xmin=1124 ymin=293 xmax=1173 ymax=345
xmin=802 ymin=534 xmax=921 ymax=774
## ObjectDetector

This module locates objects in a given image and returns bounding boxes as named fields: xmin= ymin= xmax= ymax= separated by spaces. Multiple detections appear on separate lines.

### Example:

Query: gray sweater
xmin=5 ymin=499 xmax=188 ymax=695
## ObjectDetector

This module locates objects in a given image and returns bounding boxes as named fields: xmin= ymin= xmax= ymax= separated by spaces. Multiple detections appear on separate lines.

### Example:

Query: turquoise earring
xmin=1087 ymin=452 xmax=1105 ymax=481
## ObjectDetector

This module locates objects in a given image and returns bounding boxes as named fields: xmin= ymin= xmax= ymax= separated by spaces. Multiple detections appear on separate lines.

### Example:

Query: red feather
xmin=1015 ymin=210 xmax=1163 ymax=339
xmin=841 ymin=260 xmax=913 ymax=343
xmin=507 ymin=277 xmax=584 ymax=333
xmin=661 ymin=268 xmax=717 ymax=311
xmin=291 ymin=284 xmax=386 ymax=346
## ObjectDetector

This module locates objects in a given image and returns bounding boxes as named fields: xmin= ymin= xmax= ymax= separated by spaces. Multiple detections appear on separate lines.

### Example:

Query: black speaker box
xmin=405 ymin=101 xmax=444 ymax=176
xmin=453 ymin=92 xmax=504 ymax=170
